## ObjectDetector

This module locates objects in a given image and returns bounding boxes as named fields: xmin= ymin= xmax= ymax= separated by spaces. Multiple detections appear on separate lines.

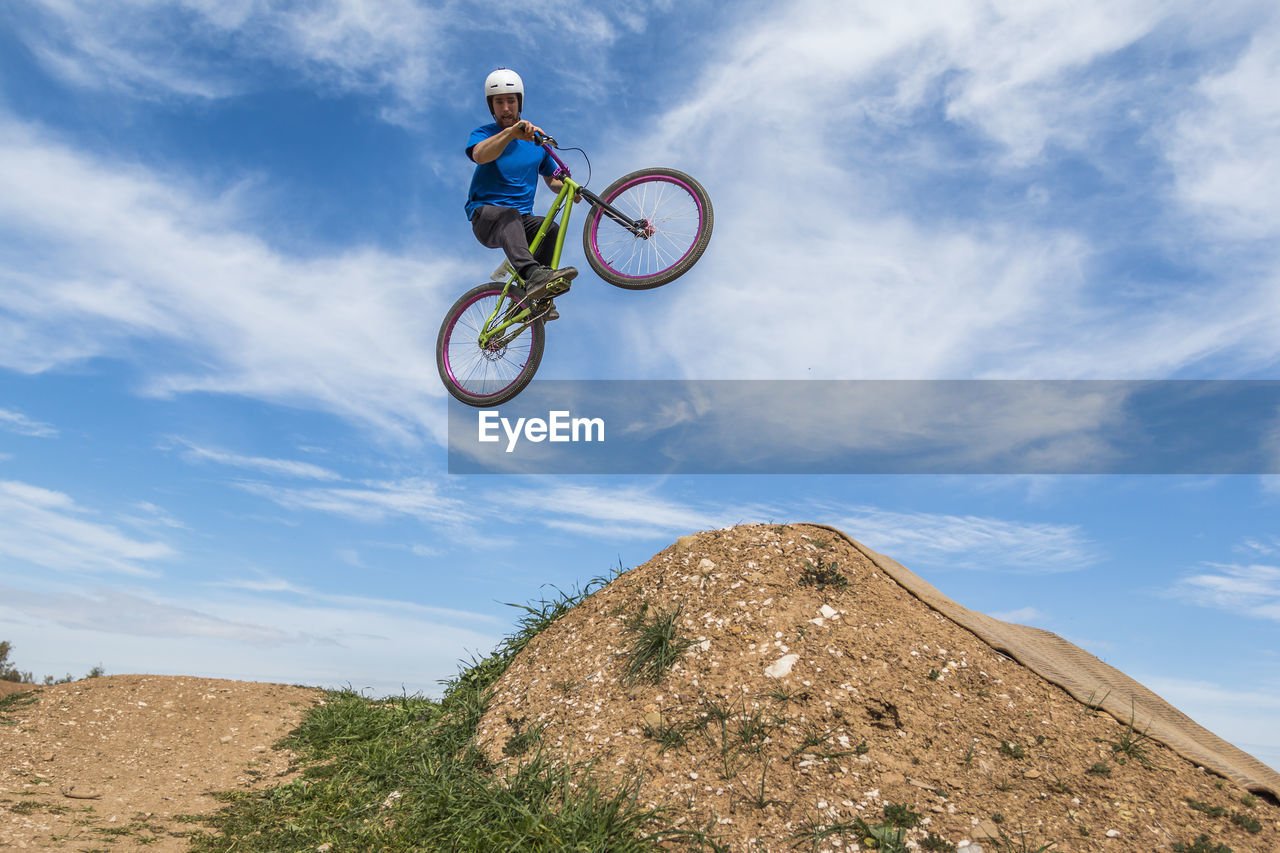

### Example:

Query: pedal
xmin=547 ymin=278 xmax=572 ymax=296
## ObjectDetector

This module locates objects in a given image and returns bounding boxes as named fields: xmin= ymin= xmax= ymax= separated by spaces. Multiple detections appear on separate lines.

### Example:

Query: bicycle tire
xmin=436 ymin=283 xmax=545 ymax=407
xmin=582 ymin=167 xmax=713 ymax=290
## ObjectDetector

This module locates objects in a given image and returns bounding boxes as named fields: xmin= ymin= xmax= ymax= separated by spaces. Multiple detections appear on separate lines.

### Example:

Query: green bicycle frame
xmin=475 ymin=175 xmax=580 ymax=347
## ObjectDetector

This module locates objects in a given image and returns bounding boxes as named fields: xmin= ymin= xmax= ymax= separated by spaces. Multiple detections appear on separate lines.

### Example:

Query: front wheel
xmin=582 ymin=167 xmax=713 ymax=290
xmin=436 ymin=283 xmax=545 ymax=407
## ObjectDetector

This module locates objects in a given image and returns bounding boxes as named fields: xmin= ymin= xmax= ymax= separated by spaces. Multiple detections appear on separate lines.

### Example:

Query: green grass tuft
xmin=621 ymin=602 xmax=695 ymax=686
xmin=184 ymin=568 xmax=723 ymax=852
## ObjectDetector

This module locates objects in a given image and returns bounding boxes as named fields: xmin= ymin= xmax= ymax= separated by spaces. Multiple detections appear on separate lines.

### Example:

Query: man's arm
xmin=470 ymin=120 xmax=545 ymax=164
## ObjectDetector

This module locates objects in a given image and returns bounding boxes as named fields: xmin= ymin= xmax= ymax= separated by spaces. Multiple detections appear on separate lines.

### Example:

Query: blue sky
xmin=1 ymin=1 xmax=1278 ymax=771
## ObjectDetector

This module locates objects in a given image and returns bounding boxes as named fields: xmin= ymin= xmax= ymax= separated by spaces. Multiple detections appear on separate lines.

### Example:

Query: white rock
xmin=808 ymin=617 xmax=826 ymax=627
xmin=699 ymin=558 xmax=715 ymax=568
xmin=764 ymin=654 xmax=800 ymax=678
xmin=1106 ymin=829 xmax=1120 ymax=838
xmin=820 ymin=604 xmax=839 ymax=619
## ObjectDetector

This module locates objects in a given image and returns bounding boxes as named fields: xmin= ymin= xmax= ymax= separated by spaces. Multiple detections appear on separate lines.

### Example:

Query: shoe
xmin=522 ymin=265 xmax=577 ymax=301
xmin=541 ymin=300 xmax=560 ymax=322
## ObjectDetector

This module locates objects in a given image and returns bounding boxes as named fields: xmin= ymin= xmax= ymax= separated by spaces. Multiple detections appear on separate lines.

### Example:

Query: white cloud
xmin=171 ymin=438 xmax=343 ymax=481
xmin=0 ymin=117 xmax=461 ymax=444
xmin=0 ymin=584 xmax=291 ymax=644
xmin=1166 ymin=13 xmax=1280 ymax=242
xmin=833 ymin=505 xmax=1099 ymax=572
xmin=12 ymin=0 xmax=440 ymax=108
xmin=10 ymin=0 xmax=656 ymax=118
xmin=1141 ymin=676 xmax=1280 ymax=774
xmin=606 ymin=382 xmax=1136 ymax=474
xmin=990 ymin=606 xmax=1047 ymax=624
xmin=0 ymin=480 xmax=175 ymax=576
xmin=238 ymin=477 xmax=470 ymax=526
xmin=210 ymin=574 xmax=501 ymax=624
xmin=1237 ymin=536 xmax=1280 ymax=557
xmin=1173 ymin=562 xmax=1280 ymax=620
xmin=0 ymin=580 xmax=502 ymax=695
xmin=604 ymin=0 xmax=1280 ymax=383
xmin=126 ymin=501 xmax=191 ymax=531
xmin=490 ymin=482 xmax=769 ymax=540
xmin=0 ymin=407 xmax=58 ymax=437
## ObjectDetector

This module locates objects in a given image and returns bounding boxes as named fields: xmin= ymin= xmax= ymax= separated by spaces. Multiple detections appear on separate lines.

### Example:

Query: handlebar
xmin=523 ymin=126 xmax=571 ymax=180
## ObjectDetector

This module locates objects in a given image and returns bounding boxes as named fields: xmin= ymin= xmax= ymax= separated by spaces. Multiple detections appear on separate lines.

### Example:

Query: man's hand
xmin=471 ymin=119 xmax=548 ymax=164
xmin=514 ymin=120 xmax=546 ymax=142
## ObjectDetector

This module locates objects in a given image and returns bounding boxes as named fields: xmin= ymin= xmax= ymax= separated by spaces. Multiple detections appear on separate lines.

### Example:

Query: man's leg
xmin=471 ymin=205 xmax=539 ymax=278
xmin=516 ymin=214 xmax=576 ymax=299
xmin=521 ymin=214 xmax=560 ymax=269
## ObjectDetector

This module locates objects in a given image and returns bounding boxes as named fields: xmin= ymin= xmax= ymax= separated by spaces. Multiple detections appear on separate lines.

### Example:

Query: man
xmin=465 ymin=68 xmax=578 ymax=312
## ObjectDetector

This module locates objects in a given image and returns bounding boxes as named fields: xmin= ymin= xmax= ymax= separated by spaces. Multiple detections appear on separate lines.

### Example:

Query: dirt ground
xmin=3 ymin=524 xmax=1278 ymax=852
xmin=0 ymin=675 xmax=318 ymax=851
xmin=478 ymin=523 xmax=1280 ymax=852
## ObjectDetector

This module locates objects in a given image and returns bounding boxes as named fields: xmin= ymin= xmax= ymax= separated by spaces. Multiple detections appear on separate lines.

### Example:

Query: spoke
xmin=593 ymin=176 xmax=702 ymax=278
xmin=445 ymin=293 xmax=536 ymax=396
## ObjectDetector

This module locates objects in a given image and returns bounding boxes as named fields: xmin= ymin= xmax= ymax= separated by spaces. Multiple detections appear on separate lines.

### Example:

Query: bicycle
xmin=436 ymin=133 xmax=714 ymax=407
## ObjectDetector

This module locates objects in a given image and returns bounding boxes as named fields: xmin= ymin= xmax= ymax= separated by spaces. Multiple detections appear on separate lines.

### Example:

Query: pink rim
xmin=442 ymin=288 xmax=535 ymax=399
xmin=589 ymin=174 xmax=704 ymax=280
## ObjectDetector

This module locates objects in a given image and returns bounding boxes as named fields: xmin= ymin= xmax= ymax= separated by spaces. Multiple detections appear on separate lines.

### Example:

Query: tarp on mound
xmin=813 ymin=524 xmax=1280 ymax=803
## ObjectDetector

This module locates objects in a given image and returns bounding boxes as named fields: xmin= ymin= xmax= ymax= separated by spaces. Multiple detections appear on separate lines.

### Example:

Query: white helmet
xmin=484 ymin=67 xmax=524 ymax=114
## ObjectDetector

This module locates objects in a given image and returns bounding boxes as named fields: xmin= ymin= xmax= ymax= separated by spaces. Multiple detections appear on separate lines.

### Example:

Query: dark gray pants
xmin=470 ymin=205 xmax=559 ymax=278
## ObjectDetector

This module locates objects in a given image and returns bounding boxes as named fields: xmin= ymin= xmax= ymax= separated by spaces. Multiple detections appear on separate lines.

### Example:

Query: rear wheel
xmin=436 ymin=283 xmax=544 ymax=407
xmin=582 ymin=167 xmax=713 ymax=290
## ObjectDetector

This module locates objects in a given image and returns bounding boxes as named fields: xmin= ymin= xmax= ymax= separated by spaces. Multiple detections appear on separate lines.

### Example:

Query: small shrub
xmin=643 ymin=719 xmax=687 ymax=753
xmin=999 ymin=741 xmax=1026 ymax=759
xmin=793 ymin=723 xmax=831 ymax=754
xmin=1229 ymin=811 xmax=1261 ymax=834
xmin=765 ymin=686 xmax=809 ymax=703
xmin=1172 ymin=835 xmax=1232 ymax=853
xmin=734 ymin=708 xmax=770 ymax=754
xmin=1099 ymin=709 xmax=1155 ymax=768
xmin=883 ymin=802 xmax=922 ymax=829
xmin=797 ymin=557 xmax=848 ymax=590
xmin=1186 ymin=798 xmax=1227 ymax=818
xmin=1046 ymin=772 xmax=1073 ymax=795
xmin=1087 ymin=761 xmax=1112 ymax=777
xmin=501 ymin=714 xmax=540 ymax=757
xmin=920 ymin=833 xmax=956 ymax=852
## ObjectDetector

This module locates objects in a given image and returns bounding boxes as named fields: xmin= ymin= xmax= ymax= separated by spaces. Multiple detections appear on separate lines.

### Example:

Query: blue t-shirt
xmin=465 ymin=122 xmax=555 ymax=220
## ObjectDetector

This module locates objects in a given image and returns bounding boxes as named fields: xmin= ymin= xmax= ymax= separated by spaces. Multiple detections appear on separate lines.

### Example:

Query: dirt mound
xmin=0 ymin=681 xmax=34 ymax=698
xmin=0 ymin=674 xmax=319 ymax=851
xmin=478 ymin=523 xmax=1280 ymax=852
